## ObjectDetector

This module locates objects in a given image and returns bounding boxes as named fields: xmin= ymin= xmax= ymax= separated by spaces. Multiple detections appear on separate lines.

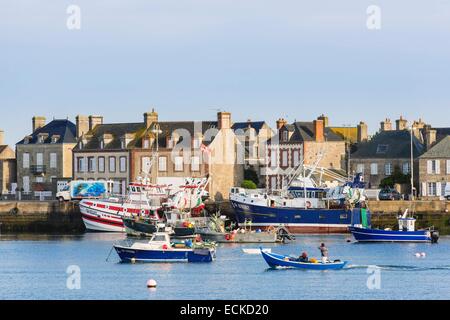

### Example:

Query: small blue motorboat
xmin=113 ymin=232 xmax=216 ymax=263
xmin=261 ymin=250 xmax=347 ymax=270
xmin=349 ymin=209 xmax=439 ymax=243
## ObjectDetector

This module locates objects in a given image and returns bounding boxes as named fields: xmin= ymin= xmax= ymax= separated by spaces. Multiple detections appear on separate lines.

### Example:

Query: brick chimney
xmin=317 ymin=114 xmax=329 ymax=127
xmin=396 ymin=116 xmax=408 ymax=131
xmin=89 ymin=115 xmax=103 ymax=131
xmin=144 ymin=109 xmax=158 ymax=129
xmin=380 ymin=119 xmax=392 ymax=132
xmin=0 ymin=130 xmax=4 ymax=145
xmin=76 ymin=115 xmax=89 ymax=138
xmin=217 ymin=111 xmax=232 ymax=130
xmin=423 ymin=125 xmax=437 ymax=150
xmin=32 ymin=116 xmax=46 ymax=132
xmin=276 ymin=118 xmax=288 ymax=130
xmin=313 ymin=119 xmax=324 ymax=142
xmin=357 ymin=121 xmax=368 ymax=143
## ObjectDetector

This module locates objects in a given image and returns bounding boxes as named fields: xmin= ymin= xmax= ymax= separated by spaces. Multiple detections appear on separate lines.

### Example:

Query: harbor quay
xmin=1 ymin=199 xmax=449 ymax=234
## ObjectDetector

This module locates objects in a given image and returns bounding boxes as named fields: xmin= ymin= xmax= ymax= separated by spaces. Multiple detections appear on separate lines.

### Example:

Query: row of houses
xmin=0 ymin=111 xmax=449 ymax=200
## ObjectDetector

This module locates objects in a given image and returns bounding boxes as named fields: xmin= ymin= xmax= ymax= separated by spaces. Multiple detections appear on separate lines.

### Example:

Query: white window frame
xmin=385 ymin=163 xmax=392 ymax=176
xmin=447 ymin=160 xmax=450 ymax=175
xmin=119 ymin=157 xmax=127 ymax=173
xmin=356 ymin=164 xmax=365 ymax=174
xmin=402 ymin=162 xmax=410 ymax=175
xmin=142 ymin=157 xmax=152 ymax=174
xmin=98 ymin=157 xmax=105 ymax=173
xmin=174 ymin=156 xmax=183 ymax=172
xmin=293 ymin=150 xmax=300 ymax=167
xmin=370 ymin=163 xmax=378 ymax=175
xmin=23 ymin=176 xmax=30 ymax=192
xmin=88 ymin=157 xmax=96 ymax=173
xmin=36 ymin=153 xmax=44 ymax=166
xmin=281 ymin=150 xmax=288 ymax=167
xmin=191 ymin=156 xmax=200 ymax=171
xmin=23 ymin=153 xmax=30 ymax=169
xmin=50 ymin=153 xmax=57 ymax=169
xmin=158 ymin=157 xmax=167 ymax=172
xmin=109 ymin=157 xmax=116 ymax=173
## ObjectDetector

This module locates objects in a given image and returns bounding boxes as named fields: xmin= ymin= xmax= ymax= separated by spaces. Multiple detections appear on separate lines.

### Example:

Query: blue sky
xmin=1 ymin=0 xmax=450 ymax=146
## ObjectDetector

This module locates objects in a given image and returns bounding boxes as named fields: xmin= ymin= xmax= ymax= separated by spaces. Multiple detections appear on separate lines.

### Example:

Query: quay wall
xmin=0 ymin=201 xmax=85 ymax=233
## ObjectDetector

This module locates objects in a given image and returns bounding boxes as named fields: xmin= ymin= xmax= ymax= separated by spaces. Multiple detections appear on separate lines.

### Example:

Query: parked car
xmin=379 ymin=188 xmax=403 ymax=201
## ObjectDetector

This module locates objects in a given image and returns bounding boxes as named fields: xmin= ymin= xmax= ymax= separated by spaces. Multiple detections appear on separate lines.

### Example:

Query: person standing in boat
xmin=319 ymin=243 xmax=329 ymax=263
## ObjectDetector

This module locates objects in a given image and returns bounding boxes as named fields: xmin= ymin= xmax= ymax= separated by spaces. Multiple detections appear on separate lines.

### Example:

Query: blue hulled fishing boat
xmin=261 ymin=250 xmax=347 ymax=270
xmin=230 ymin=173 xmax=370 ymax=234
xmin=113 ymin=232 xmax=216 ymax=263
xmin=349 ymin=209 xmax=439 ymax=243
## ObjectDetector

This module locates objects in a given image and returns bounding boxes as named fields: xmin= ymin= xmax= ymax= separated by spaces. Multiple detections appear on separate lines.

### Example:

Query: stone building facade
xmin=0 ymin=130 xmax=17 ymax=194
xmin=350 ymin=117 xmax=425 ymax=192
xmin=16 ymin=118 xmax=77 ymax=194
xmin=130 ymin=111 xmax=244 ymax=201
xmin=72 ymin=115 xmax=138 ymax=195
xmin=263 ymin=115 xmax=351 ymax=190
xmin=418 ymin=134 xmax=450 ymax=199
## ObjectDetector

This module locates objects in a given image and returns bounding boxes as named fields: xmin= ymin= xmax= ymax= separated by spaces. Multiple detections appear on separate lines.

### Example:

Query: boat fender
xmin=225 ymin=234 xmax=231 ymax=241
xmin=162 ymin=244 xmax=168 ymax=250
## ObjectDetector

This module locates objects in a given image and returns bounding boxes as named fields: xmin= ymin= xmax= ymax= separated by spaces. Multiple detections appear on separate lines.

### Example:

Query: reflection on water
xmin=0 ymin=233 xmax=449 ymax=300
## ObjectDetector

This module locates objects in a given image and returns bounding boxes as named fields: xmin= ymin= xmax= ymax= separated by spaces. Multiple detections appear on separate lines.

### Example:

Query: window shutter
xmin=436 ymin=160 xmax=440 ymax=174
xmin=447 ymin=160 xmax=450 ymax=174
xmin=421 ymin=182 xmax=427 ymax=196
xmin=436 ymin=182 xmax=442 ymax=196
xmin=427 ymin=161 xmax=432 ymax=174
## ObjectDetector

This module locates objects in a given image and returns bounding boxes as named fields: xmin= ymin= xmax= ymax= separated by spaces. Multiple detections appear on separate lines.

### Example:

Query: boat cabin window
xmin=153 ymin=235 xmax=167 ymax=242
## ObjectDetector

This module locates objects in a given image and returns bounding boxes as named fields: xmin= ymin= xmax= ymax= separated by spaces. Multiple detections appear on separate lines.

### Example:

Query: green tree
xmin=241 ymin=180 xmax=257 ymax=189
xmin=244 ymin=167 xmax=259 ymax=186
xmin=379 ymin=165 xmax=411 ymax=188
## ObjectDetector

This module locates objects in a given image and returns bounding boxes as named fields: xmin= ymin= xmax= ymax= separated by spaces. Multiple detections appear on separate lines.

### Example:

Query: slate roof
xmin=269 ymin=121 xmax=344 ymax=144
xmin=351 ymin=130 xmax=425 ymax=159
xmin=420 ymin=135 xmax=450 ymax=158
xmin=75 ymin=122 xmax=146 ymax=151
xmin=232 ymin=121 xmax=267 ymax=133
xmin=74 ymin=121 xmax=221 ymax=151
xmin=16 ymin=120 xmax=77 ymax=145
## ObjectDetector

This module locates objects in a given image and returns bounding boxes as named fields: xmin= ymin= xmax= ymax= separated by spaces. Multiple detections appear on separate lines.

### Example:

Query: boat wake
xmin=345 ymin=264 xmax=450 ymax=271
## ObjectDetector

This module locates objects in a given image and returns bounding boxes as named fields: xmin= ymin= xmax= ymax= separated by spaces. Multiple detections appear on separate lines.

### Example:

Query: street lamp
xmin=151 ymin=123 xmax=163 ymax=183
xmin=409 ymin=124 xmax=415 ymax=201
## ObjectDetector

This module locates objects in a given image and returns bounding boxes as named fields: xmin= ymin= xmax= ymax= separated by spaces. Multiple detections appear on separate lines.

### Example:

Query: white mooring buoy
xmin=147 ymin=279 xmax=157 ymax=288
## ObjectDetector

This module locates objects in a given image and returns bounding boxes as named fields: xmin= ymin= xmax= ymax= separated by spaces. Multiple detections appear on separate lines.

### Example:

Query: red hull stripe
xmin=81 ymin=213 xmax=124 ymax=227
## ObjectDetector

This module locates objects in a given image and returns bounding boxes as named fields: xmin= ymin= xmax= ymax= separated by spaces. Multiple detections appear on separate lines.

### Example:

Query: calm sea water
xmin=0 ymin=233 xmax=449 ymax=300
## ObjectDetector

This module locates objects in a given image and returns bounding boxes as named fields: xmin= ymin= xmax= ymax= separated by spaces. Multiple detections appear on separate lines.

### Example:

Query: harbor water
xmin=1 ymin=233 xmax=449 ymax=300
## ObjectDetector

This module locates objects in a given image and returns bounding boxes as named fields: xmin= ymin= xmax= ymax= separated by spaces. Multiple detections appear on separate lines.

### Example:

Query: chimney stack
xmin=357 ymin=121 xmax=368 ymax=143
xmin=32 ymin=116 xmax=46 ymax=132
xmin=313 ymin=119 xmax=325 ymax=142
xmin=424 ymin=125 xmax=437 ymax=150
xmin=317 ymin=114 xmax=329 ymax=127
xmin=89 ymin=115 xmax=103 ymax=131
xmin=276 ymin=118 xmax=288 ymax=130
xmin=217 ymin=111 xmax=232 ymax=130
xmin=396 ymin=116 xmax=408 ymax=131
xmin=0 ymin=130 xmax=4 ymax=145
xmin=76 ymin=115 xmax=89 ymax=138
xmin=380 ymin=119 xmax=392 ymax=132
xmin=144 ymin=109 xmax=158 ymax=129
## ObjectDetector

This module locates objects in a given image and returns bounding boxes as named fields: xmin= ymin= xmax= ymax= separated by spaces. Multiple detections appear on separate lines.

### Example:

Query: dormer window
xmin=376 ymin=144 xmax=388 ymax=154
xmin=282 ymin=130 xmax=288 ymax=142
xmin=143 ymin=139 xmax=150 ymax=149
xmin=51 ymin=135 xmax=60 ymax=144
xmin=121 ymin=139 xmax=126 ymax=149
xmin=24 ymin=136 xmax=31 ymax=144
xmin=100 ymin=140 xmax=104 ymax=149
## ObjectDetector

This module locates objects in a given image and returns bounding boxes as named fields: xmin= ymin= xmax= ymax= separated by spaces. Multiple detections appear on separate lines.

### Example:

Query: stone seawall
xmin=0 ymin=201 xmax=85 ymax=233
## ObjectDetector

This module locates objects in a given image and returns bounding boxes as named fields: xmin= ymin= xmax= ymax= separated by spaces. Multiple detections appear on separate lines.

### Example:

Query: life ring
xmin=306 ymin=201 xmax=312 ymax=209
